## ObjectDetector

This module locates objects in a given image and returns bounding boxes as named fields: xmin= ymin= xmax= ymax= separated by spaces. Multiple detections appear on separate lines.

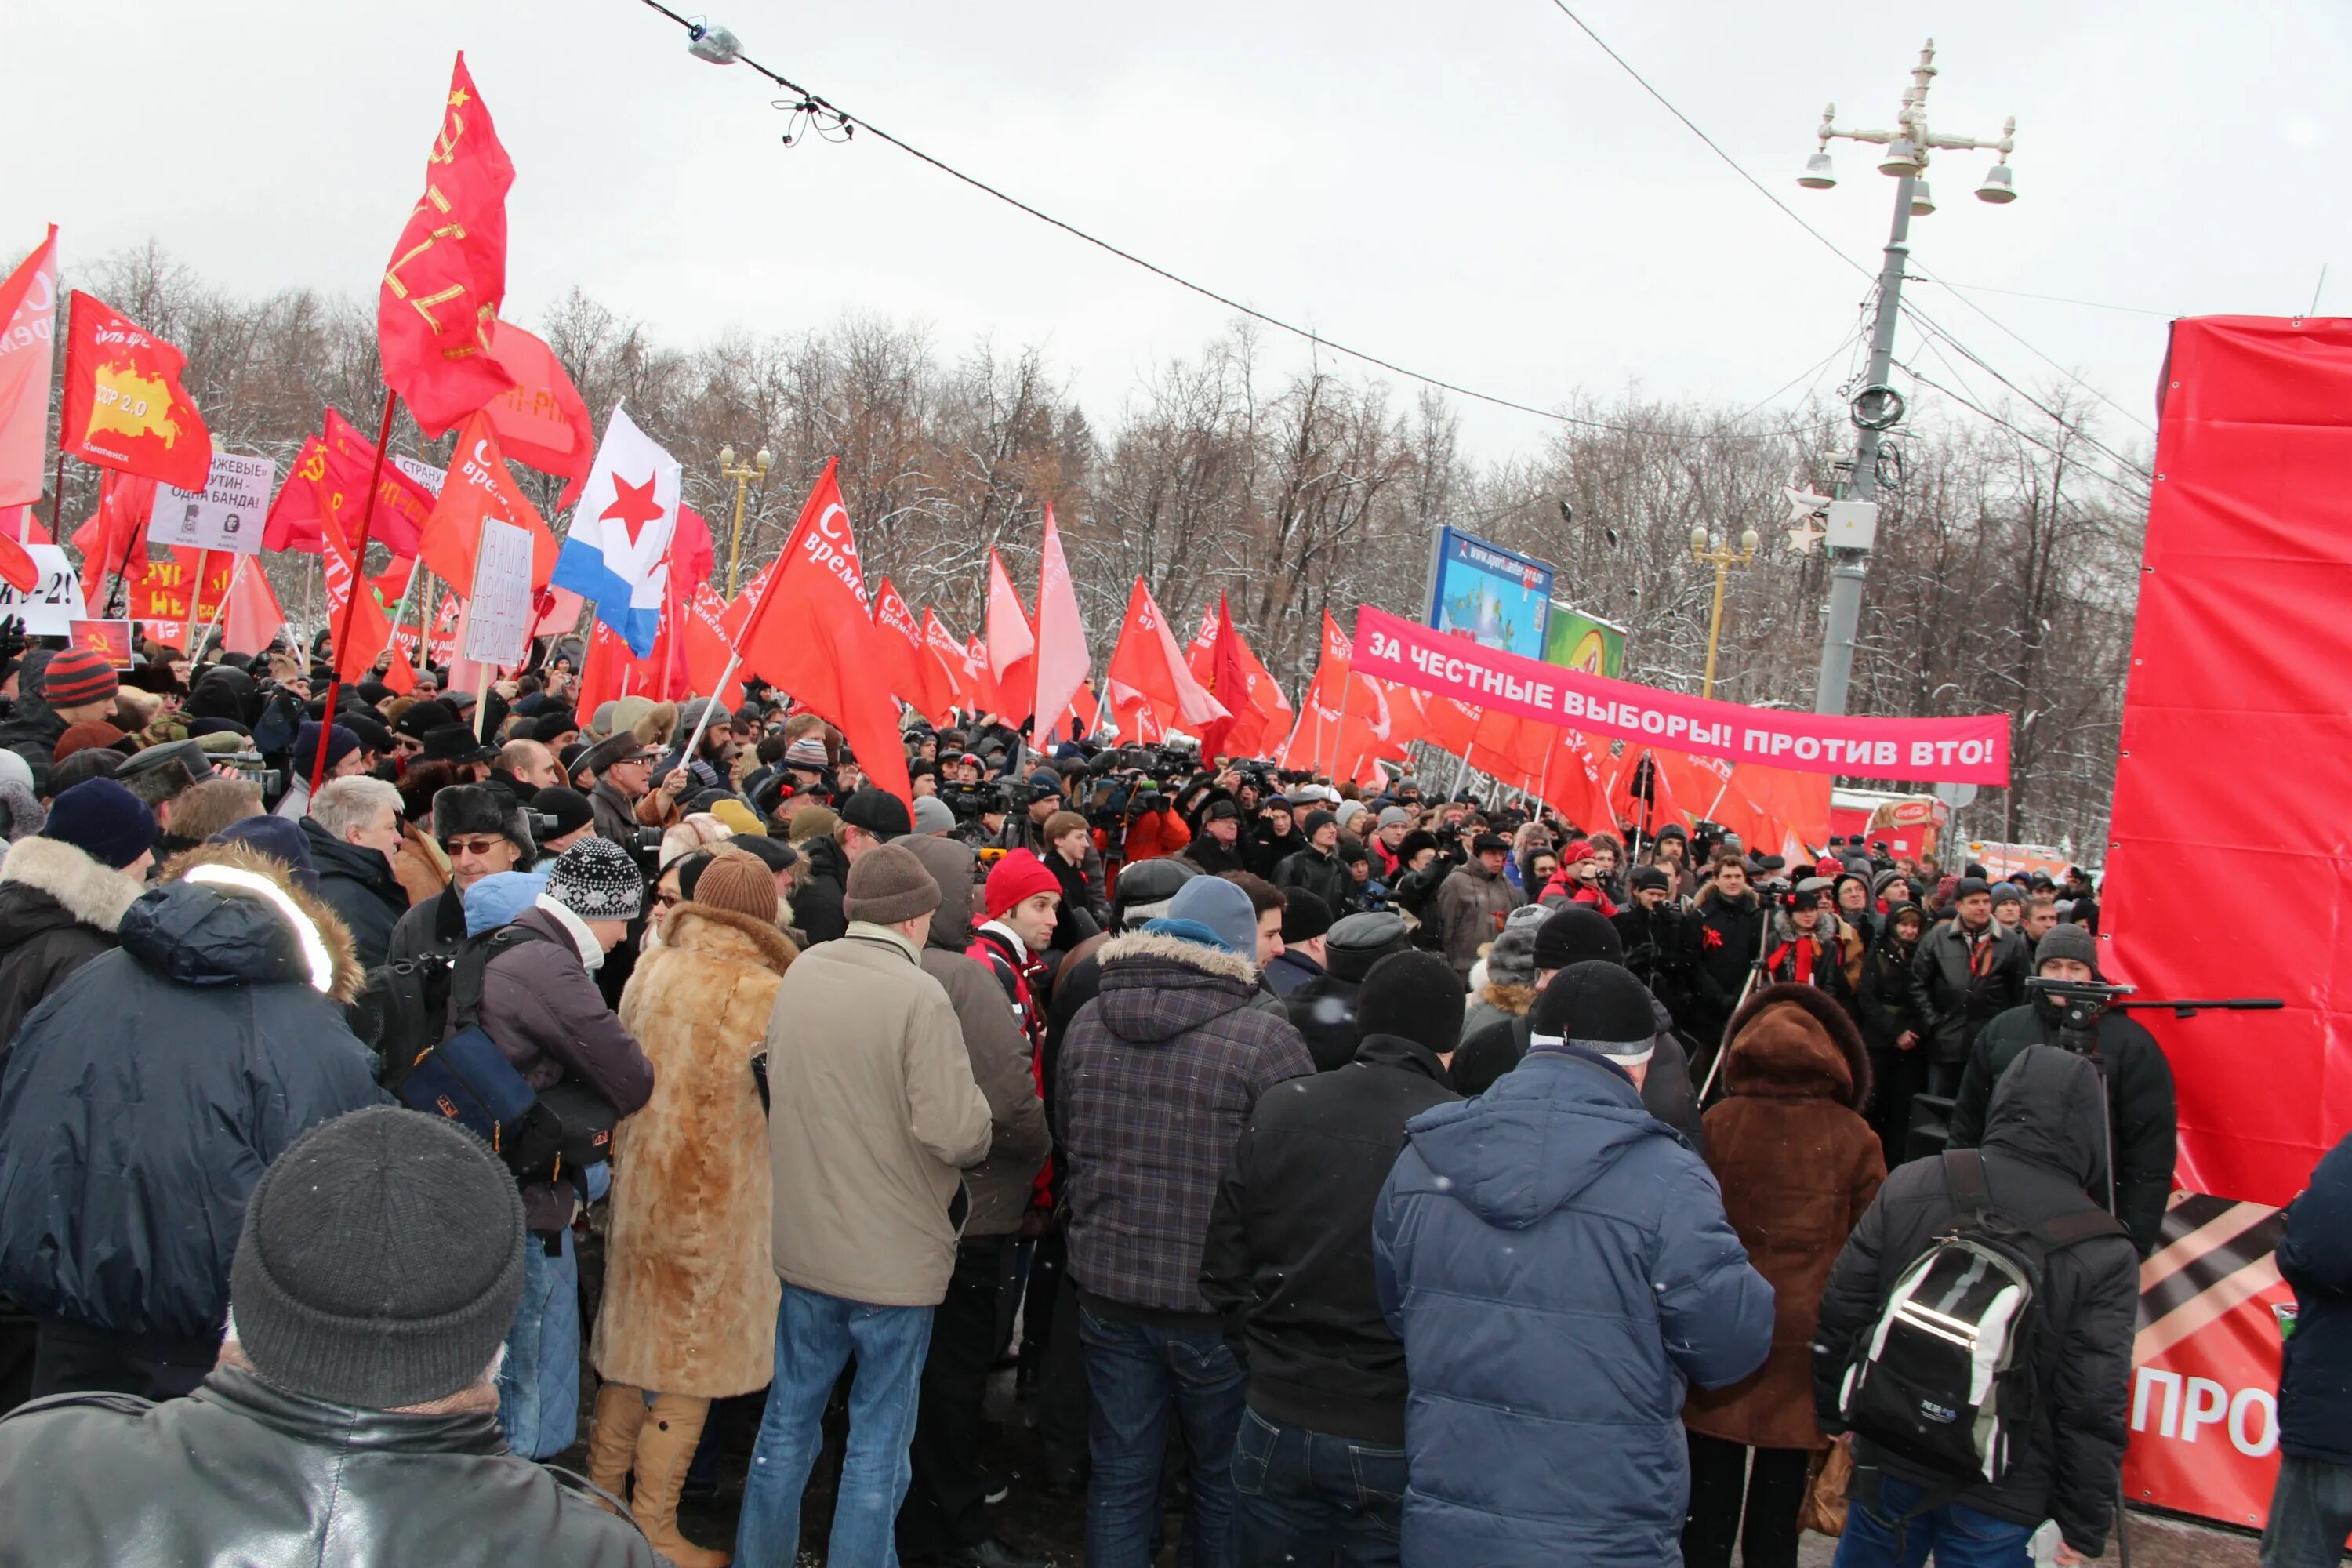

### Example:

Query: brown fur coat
xmin=1683 ymin=982 xmax=1886 ymax=1450
xmin=593 ymin=902 xmax=795 ymax=1396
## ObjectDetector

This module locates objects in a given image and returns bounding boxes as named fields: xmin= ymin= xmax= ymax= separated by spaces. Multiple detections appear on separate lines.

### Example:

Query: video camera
xmin=212 ymin=750 xmax=284 ymax=801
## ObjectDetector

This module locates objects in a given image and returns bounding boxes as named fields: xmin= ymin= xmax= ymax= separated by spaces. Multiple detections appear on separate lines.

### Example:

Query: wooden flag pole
xmin=194 ymin=554 xmax=243 ymax=661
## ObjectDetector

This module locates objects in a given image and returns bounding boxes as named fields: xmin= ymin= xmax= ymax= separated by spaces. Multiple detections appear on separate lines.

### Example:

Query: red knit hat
xmin=41 ymin=648 xmax=120 ymax=710
xmin=1559 ymin=840 xmax=1595 ymax=866
xmin=985 ymin=850 xmax=1062 ymax=921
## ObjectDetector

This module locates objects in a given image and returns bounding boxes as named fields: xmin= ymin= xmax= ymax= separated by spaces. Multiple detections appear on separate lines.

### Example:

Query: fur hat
xmin=1483 ymin=924 xmax=1540 ymax=989
xmin=431 ymin=783 xmax=532 ymax=866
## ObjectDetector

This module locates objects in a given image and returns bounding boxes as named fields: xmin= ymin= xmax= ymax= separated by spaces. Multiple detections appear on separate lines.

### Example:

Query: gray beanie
xmin=1989 ymin=881 xmax=2026 ymax=909
xmin=842 ymin=841 xmax=942 ymax=924
xmin=911 ymin=795 xmax=958 ymax=836
xmin=230 ymin=1107 xmax=525 ymax=1410
xmin=2034 ymin=921 xmax=2100 ymax=976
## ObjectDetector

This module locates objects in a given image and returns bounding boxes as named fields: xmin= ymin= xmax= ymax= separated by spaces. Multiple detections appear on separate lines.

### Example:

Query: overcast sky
xmin=9 ymin=1 xmax=2347 ymax=463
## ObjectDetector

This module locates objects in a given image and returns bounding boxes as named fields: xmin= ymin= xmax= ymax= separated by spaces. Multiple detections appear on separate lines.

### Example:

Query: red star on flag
xmin=601 ymin=471 xmax=664 ymax=545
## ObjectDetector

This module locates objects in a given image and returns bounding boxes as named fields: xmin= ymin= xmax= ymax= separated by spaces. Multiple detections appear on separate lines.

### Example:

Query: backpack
xmin=356 ymin=927 xmax=618 ymax=1185
xmin=1837 ymin=1148 xmax=2125 ymax=1490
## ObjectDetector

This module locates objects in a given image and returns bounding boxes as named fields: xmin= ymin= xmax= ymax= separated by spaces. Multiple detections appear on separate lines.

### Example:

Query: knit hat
xmin=1532 ymin=905 xmax=1625 ymax=973
xmin=1361 ymin=950 xmax=1470 ymax=1058
xmin=1334 ymin=800 xmax=1367 ymax=832
xmin=40 ymin=778 xmax=156 ymax=869
xmin=463 ymin=870 xmax=547 ymax=936
xmin=1154 ymin=874 xmax=1258 ymax=957
xmin=1280 ymin=887 xmax=1334 ymax=944
xmin=985 ymin=849 xmax=1062 ymax=921
xmin=53 ymin=720 xmax=125 ymax=761
xmin=528 ymin=706 xmax=578 ymax=742
xmin=911 ymin=795 xmax=957 ymax=836
xmin=1630 ymin=865 xmax=1671 ymax=894
xmin=1325 ymin=911 xmax=1413 ymax=982
xmin=788 ymin=804 xmax=839 ymax=844
xmin=691 ymin=850 xmax=781 ymax=926
xmin=1301 ymin=809 xmax=1337 ymax=839
xmin=1989 ymin=881 xmax=2025 ymax=909
xmin=840 ymin=787 xmax=912 ymax=840
xmin=2034 ymin=921 xmax=2100 ymax=976
xmin=532 ymin=786 xmax=594 ymax=844
xmin=1529 ymin=960 xmax=1658 ymax=1064
xmin=1377 ymin=805 xmax=1410 ymax=829
xmin=542 ymin=837 xmax=644 ymax=921
xmin=40 ymin=647 xmax=119 ymax=709
xmin=294 ymin=720 xmax=361 ymax=777
xmin=230 ymin=1106 xmax=526 ymax=1410
xmin=1954 ymin=876 xmax=1992 ymax=902
xmin=845 ymin=841 xmax=942 ymax=924
xmin=709 ymin=797 xmax=766 ymax=838
xmin=1559 ymin=839 xmax=1596 ymax=866
xmin=782 ymin=735 xmax=830 ymax=769
xmin=212 ymin=814 xmax=319 ymax=892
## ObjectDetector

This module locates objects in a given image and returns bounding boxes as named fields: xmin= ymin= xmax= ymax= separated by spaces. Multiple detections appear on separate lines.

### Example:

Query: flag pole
xmin=310 ymin=389 xmax=397 ymax=793
xmin=194 ymin=554 xmax=242 ymax=661
xmin=106 ymin=492 xmax=147 ymax=619
xmin=48 ymin=452 xmax=65 ymax=535
xmin=675 ymin=648 xmax=744 ymax=772
xmin=473 ymin=661 xmax=492 ymax=740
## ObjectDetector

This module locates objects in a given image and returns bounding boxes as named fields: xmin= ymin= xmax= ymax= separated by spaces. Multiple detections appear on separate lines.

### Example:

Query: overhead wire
xmin=1907 ymin=260 xmax=2159 ymax=436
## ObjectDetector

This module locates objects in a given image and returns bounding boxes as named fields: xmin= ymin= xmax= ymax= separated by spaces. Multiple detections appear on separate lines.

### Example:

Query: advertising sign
xmin=1541 ymin=601 xmax=1628 ymax=677
xmin=1425 ymin=525 xmax=1552 ymax=660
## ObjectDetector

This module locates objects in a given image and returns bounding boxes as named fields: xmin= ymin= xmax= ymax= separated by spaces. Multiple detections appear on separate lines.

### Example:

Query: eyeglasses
xmin=441 ymin=836 xmax=508 ymax=858
xmin=653 ymin=890 xmax=683 ymax=911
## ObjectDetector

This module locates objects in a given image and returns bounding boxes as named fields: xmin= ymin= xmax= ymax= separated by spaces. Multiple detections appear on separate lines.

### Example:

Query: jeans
xmin=1832 ymin=1474 xmax=2035 ymax=1567
xmin=496 ymin=1228 xmax=579 ymax=1461
xmin=736 ymin=1283 xmax=934 ymax=1568
xmin=1229 ymin=1406 xmax=1406 ymax=1568
xmin=1080 ymin=1303 xmax=1248 ymax=1568
xmin=1682 ymin=1429 xmax=1811 ymax=1568
xmin=2263 ymin=1454 xmax=2352 ymax=1568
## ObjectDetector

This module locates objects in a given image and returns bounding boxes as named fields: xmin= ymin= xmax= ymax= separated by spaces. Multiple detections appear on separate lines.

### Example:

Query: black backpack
xmin=1837 ymin=1148 xmax=2125 ymax=1490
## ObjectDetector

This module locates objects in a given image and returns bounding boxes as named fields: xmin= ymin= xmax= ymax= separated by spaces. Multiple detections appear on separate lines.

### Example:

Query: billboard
xmin=1425 ymin=525 xmax=1552 ymax=660
xmin=1541 ymin=601 xmax=1627 ymax=678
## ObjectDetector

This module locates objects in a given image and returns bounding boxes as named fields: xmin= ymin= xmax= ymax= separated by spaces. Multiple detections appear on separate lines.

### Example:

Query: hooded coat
xmin=0 ymin=844 xmax=383 ymax=1353
xmin=0 ymin=835 xmax=147 ymax=1051
xmin=1372 ymin=1047 xmax=1774 ymax=1567
xmin=1682 ymin=985 xmax=1886 ymax=1451
xmin=1432 ymin=857 xmax=1516 ymax=982
xmin=1812 ymin=1047 xmax=2140 ymax=1556
xmin=594 ymin=902 xmax=796 ymax=1397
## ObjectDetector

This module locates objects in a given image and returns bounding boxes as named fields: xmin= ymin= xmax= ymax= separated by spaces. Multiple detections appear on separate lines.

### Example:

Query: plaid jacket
xmin=1058 ymin=930 xmax=1316 ymax=1316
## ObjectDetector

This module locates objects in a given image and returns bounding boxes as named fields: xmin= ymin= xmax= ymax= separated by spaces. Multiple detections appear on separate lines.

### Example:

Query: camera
xmin=523 ymin=811 xmax=561 ymax=841
xmin=212 ymin=750 xmax=283 ymax=800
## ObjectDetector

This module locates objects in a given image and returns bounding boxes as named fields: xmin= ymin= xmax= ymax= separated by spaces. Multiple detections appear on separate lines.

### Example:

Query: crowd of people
xmin=0 ymin=626 xmax=2338 ymax=1568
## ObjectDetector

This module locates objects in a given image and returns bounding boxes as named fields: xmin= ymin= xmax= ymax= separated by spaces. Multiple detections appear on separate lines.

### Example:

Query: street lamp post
xmin=1796 ymin=40 xmax=2017 ymax=717
xmin=1690 ymin=525 xmax=1759 ymax=700
xmin=718 ymin=444 xmax=771 ymax=598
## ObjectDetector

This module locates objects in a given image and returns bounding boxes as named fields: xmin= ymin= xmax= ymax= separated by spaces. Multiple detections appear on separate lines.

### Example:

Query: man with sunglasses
xmin=385 ymin=784 xmax=537 ymax=964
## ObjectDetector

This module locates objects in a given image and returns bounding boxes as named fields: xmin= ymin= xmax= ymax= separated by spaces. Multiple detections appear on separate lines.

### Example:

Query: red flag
xmin=321 ymin=505 xmax=395 ymax=681
xmin=735 ymin=460 xmax=913 ymax=804
xmin=1031 ymin=506 xmax=1090 ymax=739
xmin=966 ymin=634 xmax=1004 ymax=717
xmin=59 ymin=291 xmax=210 ymax=491
xmin=0 ymin=228 xmax=59 ymax=510
xmin=985 ymin=550 xmax=1035 ymax=724
xmin=681 ymin=582 xmax=740 ymax=710
xmin=923 ymin=607 xmax=982 ymax=713
xmin=378 ymin=53 xmax=517 ymax=437
xmin=1196 ymin=597 xmax=1252 ymax=760
xmin=670 ymin=504 xmax=716 ymax=593
xmin=415 ymin=410 xmax=558 ymax=592
xmin=1102 ymin=576 xmax=1226 ymax=741
xmin=485 ymin=320 xmax=594 ymax=508
xmin=1277 ymin=612 xmax=1354 ymax=771
xmin=1185 ymin=600 xmax=1218 ymax=687
xmin=1420 ymin=691 xmax=1482 ymax=760
xmin=223 ymin=559 xmax=287 ymax=655
xmin=575 ymin=619 xmax=662 ymax=715
xmin=1231 ymin=627 xmax=1293 ymax=760
xmin=873 ymin=576 xmax=955 ymax=725
xmin=0 ymin=525 xmax=33 ymax=593
xmin=316 ymin=408 xmax=433 ymax=559
xmin=69 ymin=470 xmax=156 ymax=606
xmin=263 ymin=434 xmax=329 ymax=553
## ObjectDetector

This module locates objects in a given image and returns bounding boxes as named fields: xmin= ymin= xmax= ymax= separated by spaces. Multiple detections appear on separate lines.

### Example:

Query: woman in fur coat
xmin=590 ymin=850 xmax=795 ymax=1568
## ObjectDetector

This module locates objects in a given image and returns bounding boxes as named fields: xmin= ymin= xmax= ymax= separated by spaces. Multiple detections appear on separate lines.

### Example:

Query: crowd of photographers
xmin=0 ymin=624 xmax=2343 ymax=1568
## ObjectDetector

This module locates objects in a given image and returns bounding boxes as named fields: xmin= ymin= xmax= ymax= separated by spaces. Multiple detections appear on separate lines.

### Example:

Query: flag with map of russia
xmin=59 ymin=290 xmax=210 ymax=492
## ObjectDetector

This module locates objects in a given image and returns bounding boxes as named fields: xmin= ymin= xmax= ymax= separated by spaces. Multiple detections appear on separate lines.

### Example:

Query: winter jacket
xmin=1446 ymin=997 xmax=1707 ymax=1151
xmin=590 ymin=779 xmax=641 ymax=848
xmin=1247 ymin=822 xmax=1305 ymax=880
xmin=1911 ymin=916 xmax=2028 ymax=1062
xmin=1813 ymin=1047 xmax=2138 ymax=1557
xmin=0 ymin=1364 xmax=660 ymax=1568
xmin=596 ymin=903 xmax=795 ymax=1398
xmin=472 ymin=906 xmax=657 ymax=1232
xmin=1373 ymin=1047 xmax=1774 ymax=1567
xmin=763 ymin=923 xmax=993 ymax=1308
xmin=1200 ymin=1033 xmax=1460 ymax=1445
xmin=1682 ymin=985 xmax=1886 ymax=1452
xmin=902 ymin=833 xmax=1051 ymax=1236
xmin=1762 ymin=908 xmax=1861 ymax=1015
xmin=1613 ymin=899 xmax=1691 ymax=1027
xmin=1273 ymin=844 xmax=1352 ymax=918
xmin=1853 ymin=926 xmax=1923 ymax=1053
xmin=0 ymin=835 xmax=144 ymax=1052
xmin=1044 ymin=843 xmax=1109 ymax=952
xmin=2276 ymin=1127 xmax=2352 ymax=1465
xmin=1181 ymin=832 xmax=1250 ymax=877
xmin=1058 ymin=928 xmax=1316 ymax=1319
xmin=792 ymin=833 xmax=849 ymax=946
xmin=0 ymin=695 xmax=65 ymax=796
xmin=1121 ymin=803 xmax=1192 ymax=863
xmin=1947 ymin=1001 xmax=2177 ymax=1256
xmin=299 ymin=818 xmax=408 ymax=971
xmin=0 ymin=845 xmax=384 ymax=1354
xmin=1432 ymin=858 xmax=1515 ymax=982
xmin=1263 ymin=945 xmax=1326 ymax=1000
xmin=1688 ymin=884 xmax=1769 ymax=1044
xmin=384 ymin=880 xmax=470 ymax=967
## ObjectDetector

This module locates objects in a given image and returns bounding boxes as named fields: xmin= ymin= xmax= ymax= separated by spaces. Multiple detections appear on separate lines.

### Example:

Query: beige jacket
xmin=764 ymin=920 xmax=993 ymax=1306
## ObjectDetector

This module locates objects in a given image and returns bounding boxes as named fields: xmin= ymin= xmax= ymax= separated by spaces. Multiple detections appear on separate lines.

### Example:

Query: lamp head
xmin=720 ymin=444 xmax=736 ymax=467
xmin=1878 ymin=138 xmax=1922 ymax=178
xmin=1910 ymin=180 xmax=1936 ymax=217
xmin=1739 ymin=528 xmax=1760 ymax=556
xmin=754 ymin=447 xmax=773 ymax=472
xmin=1798 ymin=151 xmax=1837 ymax=191
xmin=1975 ymin=164 xmax=2017 ymax=204
xmin=687 ymin=23 xmax=742 ymax=64
xmin=1690 ymin=524 xmax=1712 ymax=554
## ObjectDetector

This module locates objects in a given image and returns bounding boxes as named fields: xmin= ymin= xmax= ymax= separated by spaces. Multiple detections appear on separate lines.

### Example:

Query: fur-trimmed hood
xmin=0 ymin=835 xmax=145 ymax=935
xmin=125 ymin=841 xmax=366 ymax=1003
xmin=657 ymin=900 xmax=797 ymax=976
xmin=1093 ymin=927 xmax=1262 ymax=1044
xmin=1721 ymin=980 xmax=1871 ymax=1109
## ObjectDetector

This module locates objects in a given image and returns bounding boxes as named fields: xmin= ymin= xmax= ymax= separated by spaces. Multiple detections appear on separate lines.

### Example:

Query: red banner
xmin=1352 ymin=605 xmax=2010 ymax=785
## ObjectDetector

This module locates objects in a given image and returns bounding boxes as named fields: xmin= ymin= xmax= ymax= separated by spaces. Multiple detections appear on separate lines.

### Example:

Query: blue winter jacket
xmin=2279 ymin=1127 xmax=2352 ymax=1465
xmin=1373 ymin=1047 xmax=1773 ymax=1568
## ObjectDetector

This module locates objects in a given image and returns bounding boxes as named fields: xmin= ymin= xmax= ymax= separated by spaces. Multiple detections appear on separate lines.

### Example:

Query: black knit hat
xmin=532 ymin=785 xmax=594 ymax=843
xmin=1301 ymin=809 xmax=1337 ymax=838
xmin=1360 ymin=949 xmax=1468 ymax=1058
xmin=1529 ymin=960 xmax=1657 ymax=1058
xmin=1955 ymin=876 xmax=1993 ymax=902
xmin=1281 ymin=887 xmax=1334 ymax=943
xmin=1532 ymin=906 xmax=1624 ymax=973
xmin=230 ymin=1107 xmax=525 ymax=1409
xmin=2035 ymin=921 xmax=2100 ymax=976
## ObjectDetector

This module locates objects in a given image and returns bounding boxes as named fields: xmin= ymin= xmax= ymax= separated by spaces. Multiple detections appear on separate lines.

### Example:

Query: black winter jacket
xmin=1911 ymin=916 xmax=2028 ymax=1062
xmin=0 ymin=1365 xmax=661 ymax=1567
xmin=1272 ymin=845 xmax=1352 ymax=919
xmin=1613 ymin=900 xmax=1691 ymax=1027
xmin=0 ymin=836 xmax=143 ymax=1052
xmin=0 ymin=694 xmax=64 ymax=796
xmin=300 ymin=818 xmax=407 ymax=971
xmin=1248 ymin=823 xmax=1306 ymax=881
xmin=1813 ymin=1047 xmax=2138 ymax=1557
xmin=2277 ymin=1127 xmax=2352 ymax=1465
xmin=1689 ymin=886 xmax=1768 ymax=1037
xmin=1182 ymin=833 xmax=1251 ymax=877
xmin=794 ymin=834 xmax=850 ymax=946
xmin=0 ymin=861 xmax=384 ymax=1352
xmin=1853 ymin=927 xmax=1922 ymax=1053
xmin=1200 ymin=1033 xmax=1461 ymax=1444
xmin=1946 ymin=1002 xmax=2177 ymax=1256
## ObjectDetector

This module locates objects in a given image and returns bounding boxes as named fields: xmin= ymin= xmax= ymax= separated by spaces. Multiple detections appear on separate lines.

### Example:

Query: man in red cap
xmin=967 ymin=851 xmax=1063 ymax=1097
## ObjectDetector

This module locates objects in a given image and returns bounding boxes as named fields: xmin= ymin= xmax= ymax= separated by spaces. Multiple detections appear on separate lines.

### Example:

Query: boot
xmin=632 ymin=1392 xmax=731 ymax=1568
xmin=585 ymin=1382 xmax=651 ymax=1511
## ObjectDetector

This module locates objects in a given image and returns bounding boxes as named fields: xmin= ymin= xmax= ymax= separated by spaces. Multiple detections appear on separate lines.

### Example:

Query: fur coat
xmin=1683 ymin=982 xmax=1886 ymax=1450
xmin=0 ymin=835 xmax=146 ymax=1051
xmin=594 ymin=902 xmax=795 ymax=1396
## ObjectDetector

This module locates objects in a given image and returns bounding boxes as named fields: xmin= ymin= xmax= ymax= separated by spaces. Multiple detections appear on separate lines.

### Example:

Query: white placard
xmin=0 ymin=546 xmax=89 ymax=634
xmin=392 ymin=455 xmax=447 ymax=497
xmin=461 ymin=517 xmax=535 ymax=667
xmin=145 ymin=451 xmax=277 ymax=556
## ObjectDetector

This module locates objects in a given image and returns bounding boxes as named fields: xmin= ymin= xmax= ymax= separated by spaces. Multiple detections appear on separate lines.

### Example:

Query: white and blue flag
xmin=550 ymin=402 xmax=681 ymax=655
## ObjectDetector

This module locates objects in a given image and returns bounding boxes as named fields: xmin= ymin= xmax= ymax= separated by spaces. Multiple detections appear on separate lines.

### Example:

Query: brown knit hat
xmin=42 ymin=648 xmax=120 ymax=710
xmin=692 ymin=849 xmax=779 ymax=925
xmin=54 ymin=720 xmax=126 ymax=761
xmin=842 ymin=841 xmax=940 ymax=925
